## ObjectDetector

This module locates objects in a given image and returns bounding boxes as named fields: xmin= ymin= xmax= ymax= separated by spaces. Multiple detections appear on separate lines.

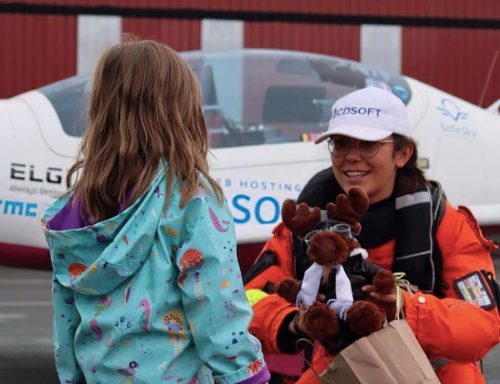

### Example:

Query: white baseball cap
xmin=315 ymin=86 xmax=411 ymax=143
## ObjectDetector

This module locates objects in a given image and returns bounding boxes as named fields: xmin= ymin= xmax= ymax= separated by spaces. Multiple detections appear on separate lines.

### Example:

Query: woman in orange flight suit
xmin=244 ymin=87 xmax=500 ymax=384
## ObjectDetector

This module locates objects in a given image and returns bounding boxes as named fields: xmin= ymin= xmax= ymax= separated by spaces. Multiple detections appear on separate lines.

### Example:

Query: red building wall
xmin=245 ymin=22 xmax=360 ymax=62
xmin=0 ymin=1 xmax=498 ymax=105
xmin=403 ymin=27 xmax=500 ymax=107
xmin=122 ymin=18 xmax=201 ymax=52
xmin=4 ymin=0 xmax=498 ymax=19
xmin=0 ymin=13 xmax=77 ymax=98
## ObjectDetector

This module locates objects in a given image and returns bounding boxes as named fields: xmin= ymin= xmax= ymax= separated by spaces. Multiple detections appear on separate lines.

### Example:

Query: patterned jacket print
xmin=42 ymin=167 xmax=270 ymax=384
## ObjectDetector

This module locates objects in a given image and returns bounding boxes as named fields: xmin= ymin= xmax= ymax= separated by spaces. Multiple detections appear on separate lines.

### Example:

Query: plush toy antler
xmin=281 ymin=200 xmax=321 ymax=238
xmin=326 ymin=187 xmax=369 ymax=232
xmin=275 ymin=187 xmax=397 ymax=353
xmin=307 ymin=230 xmax=350 ymax=283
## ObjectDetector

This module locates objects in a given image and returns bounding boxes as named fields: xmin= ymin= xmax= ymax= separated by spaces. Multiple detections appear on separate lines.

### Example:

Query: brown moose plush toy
xmin=276 ymin=187 xmax=397 ymax=354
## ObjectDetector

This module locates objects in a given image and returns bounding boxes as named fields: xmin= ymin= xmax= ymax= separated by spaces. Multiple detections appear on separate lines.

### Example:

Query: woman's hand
xmin=288 ymin=308 xmax=307 ymax=335
xmin=289 ymin=291 xmax=330 ymax=335
xmin=362 ymin=284 xmax=397 ymax=303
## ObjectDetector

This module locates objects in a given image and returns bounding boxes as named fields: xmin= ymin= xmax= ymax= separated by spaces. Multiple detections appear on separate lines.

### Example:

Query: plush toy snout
xmin=308 ymin=231 xmax=350 ymax=266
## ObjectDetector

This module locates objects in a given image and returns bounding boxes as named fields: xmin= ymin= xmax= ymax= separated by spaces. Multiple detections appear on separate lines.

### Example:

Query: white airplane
xmin=1 ymin=49 xmax=499 ymax=271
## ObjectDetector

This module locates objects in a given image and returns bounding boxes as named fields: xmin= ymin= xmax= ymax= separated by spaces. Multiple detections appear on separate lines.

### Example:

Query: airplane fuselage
xmin=1 ymin=49 xmax=499 ymax=270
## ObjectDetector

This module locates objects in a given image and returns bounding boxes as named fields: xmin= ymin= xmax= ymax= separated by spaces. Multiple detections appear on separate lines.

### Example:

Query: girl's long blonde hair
xmin=67 ymin=39 xmax=222 ymax=223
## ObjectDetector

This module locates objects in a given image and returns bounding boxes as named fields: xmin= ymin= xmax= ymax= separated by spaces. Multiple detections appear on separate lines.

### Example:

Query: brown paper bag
xmin=320 ymin=319 xmax=440 ymax=384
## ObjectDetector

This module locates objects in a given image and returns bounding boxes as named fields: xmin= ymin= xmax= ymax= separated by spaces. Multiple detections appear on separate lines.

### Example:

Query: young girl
xmin=43 ymin=40 xmax=269 ymax=384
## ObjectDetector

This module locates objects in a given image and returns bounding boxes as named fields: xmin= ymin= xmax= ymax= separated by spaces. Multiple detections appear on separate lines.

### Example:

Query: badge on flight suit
xmin=454 ymin=271 xmax=495 ymax=309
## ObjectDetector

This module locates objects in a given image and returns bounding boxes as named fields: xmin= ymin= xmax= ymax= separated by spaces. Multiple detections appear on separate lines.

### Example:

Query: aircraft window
xmin=308 ymin=59 xmax=367 ymax=88
xmin=183 ymin=51 xmax=412 ymax=149
xmin=38 ymin=75 xmax=90 ymax=138
xmin=37 ymin=51 xmax=412 ymax=148
xmin=262 ymin=86 xmax=326 ymax=124
xmin=190 ymin=63 xmax=218 ymax=106
xmin=275 ymin=57 xmax=317 ymax=75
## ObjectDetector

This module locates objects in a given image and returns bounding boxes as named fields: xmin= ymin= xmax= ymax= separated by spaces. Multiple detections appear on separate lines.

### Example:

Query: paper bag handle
xmin=394 ymin=272 xmax=417 ymax=320
xmin=296 ymin=338 xmax=330 ymax=378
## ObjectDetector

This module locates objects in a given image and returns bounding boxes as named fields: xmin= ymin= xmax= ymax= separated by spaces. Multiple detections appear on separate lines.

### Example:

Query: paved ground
xmin=0 ymin=267 xmax=56 ymax=383
xmin=0 ymin=258 xmax=499 ymax=383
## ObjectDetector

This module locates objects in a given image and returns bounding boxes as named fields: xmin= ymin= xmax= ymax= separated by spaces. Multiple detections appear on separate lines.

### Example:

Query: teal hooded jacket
xmin=42 ymin=167 xmax=269 ymax=384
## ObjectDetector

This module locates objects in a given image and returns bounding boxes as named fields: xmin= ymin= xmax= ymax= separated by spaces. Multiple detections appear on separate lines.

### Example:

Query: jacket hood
xmin=42 ymin=170 xmax=166 ymax=296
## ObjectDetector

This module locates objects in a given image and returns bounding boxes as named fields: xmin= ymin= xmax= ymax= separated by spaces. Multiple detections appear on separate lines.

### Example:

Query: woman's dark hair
xmin=393 ymin=134 xmax=429 ymax=196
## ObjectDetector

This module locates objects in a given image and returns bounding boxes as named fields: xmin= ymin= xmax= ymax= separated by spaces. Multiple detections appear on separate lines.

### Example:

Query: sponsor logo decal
xmin=332 ymin=106 xmax=382 ymax=119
